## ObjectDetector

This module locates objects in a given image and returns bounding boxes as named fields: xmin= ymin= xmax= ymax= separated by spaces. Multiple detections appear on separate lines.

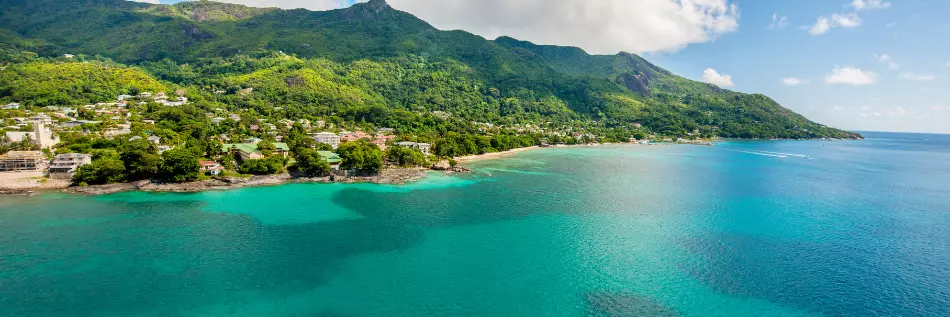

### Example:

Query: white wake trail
xmin=726 ymin=149 xmax=788 ymax=158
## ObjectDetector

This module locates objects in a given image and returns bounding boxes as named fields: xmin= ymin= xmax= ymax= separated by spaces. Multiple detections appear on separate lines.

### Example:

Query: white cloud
xmin=832 ymin=105 xmax=844 ymax=111
xmin=806 ymin=13 xmax=862 ymax=35
xmin=873 ymin=111 xmax=882 ymax=117
xmin=131 ymin=0 xmax=160 ymax=3
xmin=831 ymin=13 xmax=862 ymax=28
xmin=851 ymin=0 xmax=892 ymax=10
xmin=806 ymin=17 xmax=832 ymax=35
xmin=861 ymin=106 xmax=871 ymax=111
xmin=945 ymin=61 xmax=950 ymax=67
xmin=931 ymin=106 xmax=950 ymax=112
xmin=899 ymin=72 xmax=935 ymax=81
xmin=702 ymin=68 xmax=735 ymax=87
xmin=781 ymin=77 xmax=804 ymax=86
xmin=887 ymin=107 xmax=906 ymax=117
xmin=211 ymin=0 xmax=743 ymax=53
xmin=874 ymin=53 xmax=899 ymax=70
xmin=825 ymin=66 xmax=878 ymax=85
xmin=884 ymin=22 xmax=898 ymax=28
xmin=211 ymin=0 xmax=350 ymax=11
xmin=385 ymin=0 xmax=741 ymax=54
xmin=769 ymin=12 xmax=788 ymax=29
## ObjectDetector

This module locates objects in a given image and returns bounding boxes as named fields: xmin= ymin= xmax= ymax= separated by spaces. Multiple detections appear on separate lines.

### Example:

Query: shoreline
xmin=0 ymin=138 xmax=842 ymax=196
xmin=1 ymin=168 xmax=431 ymax=196
xmin=454 ymin=146 xmax=541 ymax=163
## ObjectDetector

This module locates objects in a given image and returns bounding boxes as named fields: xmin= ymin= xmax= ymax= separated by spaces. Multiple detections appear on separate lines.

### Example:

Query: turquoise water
xmin=1 ymin=132 xmax=949 ymax=316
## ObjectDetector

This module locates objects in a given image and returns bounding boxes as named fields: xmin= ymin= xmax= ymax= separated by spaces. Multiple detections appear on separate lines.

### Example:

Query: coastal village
xmin=1 ymin=90 xmax=698 ymax=194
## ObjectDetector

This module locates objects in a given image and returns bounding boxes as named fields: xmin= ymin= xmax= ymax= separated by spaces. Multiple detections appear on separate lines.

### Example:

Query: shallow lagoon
xmin=1 ymin=132 xmax=948 ymax=316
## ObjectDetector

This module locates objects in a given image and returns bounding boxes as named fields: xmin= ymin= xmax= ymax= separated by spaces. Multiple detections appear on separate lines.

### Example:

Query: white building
xmin=28 ymin=114 xmax=53 ymax=125
xmin=48 ymin=153 xmax=92 ymax=178
xmin=313 ymin=132 xmax=341 ymax=149
xmin=2 ymin=103 xmax=21 ymax=110
xmin=396 ymin=142 xmax=431 ymax=155
xmin=4 ymin=121 xmax=59 ymax=149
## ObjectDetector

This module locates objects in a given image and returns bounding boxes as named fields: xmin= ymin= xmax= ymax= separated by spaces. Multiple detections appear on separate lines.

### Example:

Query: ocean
xmin=1 ymin=132 xmax=948 ymax=316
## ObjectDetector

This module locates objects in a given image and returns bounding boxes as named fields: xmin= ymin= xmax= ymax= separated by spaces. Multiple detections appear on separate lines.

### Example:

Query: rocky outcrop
xmin=431 ymin=160 xmax=452 ymax=170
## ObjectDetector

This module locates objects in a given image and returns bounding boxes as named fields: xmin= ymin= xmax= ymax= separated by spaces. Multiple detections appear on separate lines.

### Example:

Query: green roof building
xmin=317 ymin=151 xmax=342 ymax=165
xmin=222 ymin=142 xmax=290 ymax=161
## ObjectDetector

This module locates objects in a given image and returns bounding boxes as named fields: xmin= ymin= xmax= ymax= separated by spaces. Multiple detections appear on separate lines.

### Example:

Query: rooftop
xmin=317 ymin=151 xmax=342 ymax=164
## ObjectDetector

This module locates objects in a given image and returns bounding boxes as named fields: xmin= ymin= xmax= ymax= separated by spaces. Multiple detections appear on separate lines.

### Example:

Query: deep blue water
xmin=1 ymin=132 xmax=948 ymax=316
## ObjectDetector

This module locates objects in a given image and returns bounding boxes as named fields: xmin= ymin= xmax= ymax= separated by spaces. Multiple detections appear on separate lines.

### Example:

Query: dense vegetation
xmin=0 ymin=0 xmax=860 ymax=140
xmin=0 ymin=0 xmax=863 ymax=185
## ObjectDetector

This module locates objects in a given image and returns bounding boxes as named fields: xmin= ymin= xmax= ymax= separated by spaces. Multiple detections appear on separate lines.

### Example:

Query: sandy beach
xmin=454 ymin=146 xmax=541 ymax=163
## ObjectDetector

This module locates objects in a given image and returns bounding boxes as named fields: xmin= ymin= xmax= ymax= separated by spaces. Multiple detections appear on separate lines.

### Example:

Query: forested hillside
xmin=0 ymin=0 xmax=861 ymax=139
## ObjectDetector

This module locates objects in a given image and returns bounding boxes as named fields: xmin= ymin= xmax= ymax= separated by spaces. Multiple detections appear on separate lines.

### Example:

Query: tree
xmin=257 ymin=140 xmax=276 ymax=157
xmin=159 ymin=148 xmax=201 ymax=183
xmin=119 ymin=139 xmax=161 ymax=181
xmin=336 ymin=140 xmax=383 ymax=171
xmin=294 ymin=148 xmax=331 ymax=177
xmin=238 ymin=156 xmax=285 ymax=175
xmin=72 ymin=158 xmax=126 ymax=185
xmin=385 ymin=146 xmax=425 ymax=167
xmin=314 ymin=143 xmax=333 ymax=151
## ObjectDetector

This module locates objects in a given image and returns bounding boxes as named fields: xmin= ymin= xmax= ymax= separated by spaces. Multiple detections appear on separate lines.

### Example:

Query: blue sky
xmin=154 ymin=0 xmax=949 ymax=134
xmin=645 ymin=0 xmax=950 ymax=134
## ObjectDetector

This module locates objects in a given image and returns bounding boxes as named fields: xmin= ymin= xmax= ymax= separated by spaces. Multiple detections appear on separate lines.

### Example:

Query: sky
xmin=148 ymin=0 xmax=950 ymax=134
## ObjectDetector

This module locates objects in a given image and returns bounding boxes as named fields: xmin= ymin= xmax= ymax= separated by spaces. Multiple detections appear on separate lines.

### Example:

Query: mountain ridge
xmin=0 ymin=0 xmax=861 ymax=139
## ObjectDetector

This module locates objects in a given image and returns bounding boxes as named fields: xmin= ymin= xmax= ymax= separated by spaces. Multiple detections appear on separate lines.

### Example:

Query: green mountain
xmin=0 ymin=0 xmax=861 ymax=139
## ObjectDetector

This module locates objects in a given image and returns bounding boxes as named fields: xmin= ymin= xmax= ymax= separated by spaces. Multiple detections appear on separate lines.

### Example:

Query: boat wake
xmin=757 ymin=150 xmax=810 ymax=158
xmin=726 ymin=149 xmax=787 ymax=158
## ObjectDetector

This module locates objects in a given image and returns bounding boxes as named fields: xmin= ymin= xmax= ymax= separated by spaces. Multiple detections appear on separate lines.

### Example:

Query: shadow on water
xmin=1 ymin=165 xmax=589 ymax=315
xmin=585 ymin=292 xmax=682 ymax=317
xmin=0 ymin=198 xmax=428 ymax=316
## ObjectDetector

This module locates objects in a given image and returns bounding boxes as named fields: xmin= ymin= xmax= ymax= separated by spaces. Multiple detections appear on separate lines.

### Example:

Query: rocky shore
xmin=63 ymin=168 xmax=432 ymax=196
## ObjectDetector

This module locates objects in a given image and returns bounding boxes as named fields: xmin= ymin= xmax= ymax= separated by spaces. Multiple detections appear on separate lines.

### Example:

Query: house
xmin=147 ymin=136 xmax=161 ymax=144
xmin=199 ymin=161 xmax=223 ymax=175
xmin=155 ymin=92 xmax=168 ymax=100
xmin=48 ymin=153 xmax=92 ymax=178
xmin=142 ymin=120 xmax=155 ymax=125
xmin=313 ymin=132 xmax=341 ymax=149
xmin=2 ymin=103 xmax=21 ymax=110
xmin=28 ymin=114 xmax=53 ymax=125
xmin=104 ymin=128 xmax=131 ymax=137
xmin=228 ymin=114 xmax=241 ymax=122
xmin=222 ymin=142 xmax=291 ymax=161
xmin=129 ymin=136 xmax=143 ymax=141
xmin=117 ymin=94 xmax=133 ymax=101
xmin=211 ymin=117 xmax=225 ymax=125
xmin=317 ymin=151 xmax=342 ymax=169
xmin=157 ymin=145 xmax=172 ymax=154
xmin=315 ymin=120 xmax=326 ymax=128
xmin=139 ymin=92 xmax=152 ymax=99
xmin=341 ymin=131 xmax=372 ymax=142
xmin=0 ymin=151 xmax=46 ymax=172
xmin=395 ymin=142 xmax=431 ymax=155
xmin=372 ymin=135 xmax=394 ymax=151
